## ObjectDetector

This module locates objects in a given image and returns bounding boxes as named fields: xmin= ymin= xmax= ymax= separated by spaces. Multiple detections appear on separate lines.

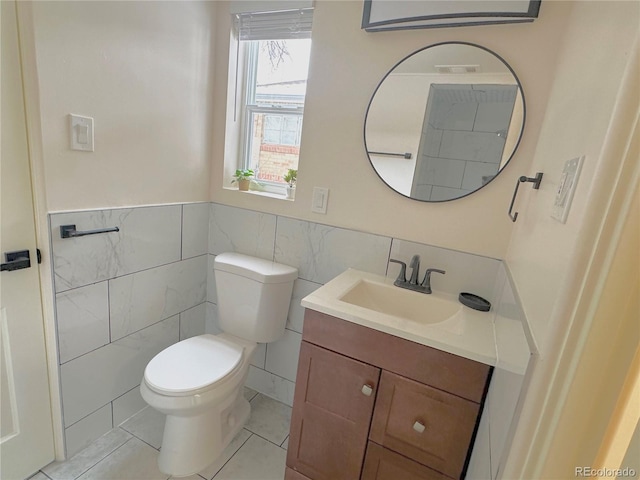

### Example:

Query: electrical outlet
xmin=551 ymin=156 xmax=584 ymax=223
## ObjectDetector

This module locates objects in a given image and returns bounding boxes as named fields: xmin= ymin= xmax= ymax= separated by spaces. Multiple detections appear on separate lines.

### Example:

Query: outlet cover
xmin=551 ymin=156 xmax=584 ymax=223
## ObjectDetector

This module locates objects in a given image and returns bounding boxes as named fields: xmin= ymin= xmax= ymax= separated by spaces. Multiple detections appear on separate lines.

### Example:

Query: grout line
xmin=107 ymin=279 xmax=112 ymax=343
xmin=246 ymin=431 xmax=288 ymax=450
xmin=73 ymin=437 xmax=135 ymax=480
xmin=385 ymin=238 xmax=394 ymax=276
xmin=180 ymin=204 xmax=184 ymax=261
xmin=209 ymin=433 xmax=254 ymax=480
xmin=119 ymin=424 xmax=160 ymax=452
xmin=280 ymin=435 xmax=289 ymax=448
xmin=64 ymin=401 xmax=114 ymax=430
xmin=55 ymin=254 xmax=208 ymax=295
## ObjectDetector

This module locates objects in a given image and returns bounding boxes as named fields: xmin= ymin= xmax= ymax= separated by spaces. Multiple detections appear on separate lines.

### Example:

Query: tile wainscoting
xmin=50 ymin=203 xmax=210 ymax=457
xmin=50 ymin=201 xmax=530 ymax=477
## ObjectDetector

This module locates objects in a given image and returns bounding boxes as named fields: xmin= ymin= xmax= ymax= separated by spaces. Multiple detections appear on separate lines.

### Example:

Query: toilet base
xmin=157 ymin=393 xmax=251 ymax=477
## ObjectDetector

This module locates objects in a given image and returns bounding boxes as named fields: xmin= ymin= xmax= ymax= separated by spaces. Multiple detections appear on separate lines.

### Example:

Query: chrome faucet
xmin=389 ymin=255 xmax=445 ymax=294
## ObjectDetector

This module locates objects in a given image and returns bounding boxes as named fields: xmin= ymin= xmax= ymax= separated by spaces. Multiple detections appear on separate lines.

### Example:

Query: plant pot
xmin=286 ymin=185 xmax=296 ymax=199
xmin=238 ymin=179 xmax=250 ymax=191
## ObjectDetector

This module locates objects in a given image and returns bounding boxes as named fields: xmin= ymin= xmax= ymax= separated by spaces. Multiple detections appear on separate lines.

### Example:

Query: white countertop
xmin=301 ymin=269 xmax=498 ymax=366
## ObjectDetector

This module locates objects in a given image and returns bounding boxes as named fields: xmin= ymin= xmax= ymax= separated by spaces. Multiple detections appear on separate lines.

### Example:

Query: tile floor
xmin=31 ymin=388 xmax=291 ymax=480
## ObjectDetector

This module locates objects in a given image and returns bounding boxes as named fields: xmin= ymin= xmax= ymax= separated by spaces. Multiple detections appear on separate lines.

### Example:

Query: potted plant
xmin=232 ymin=169 xmax=254 ymax=191
xmin=284 ymin=169 xmax=297 ymax=199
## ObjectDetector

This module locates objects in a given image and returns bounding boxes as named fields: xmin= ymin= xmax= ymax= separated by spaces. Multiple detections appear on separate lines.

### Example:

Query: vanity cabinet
xmin=285 ymin=310 xmax=492 ymax=480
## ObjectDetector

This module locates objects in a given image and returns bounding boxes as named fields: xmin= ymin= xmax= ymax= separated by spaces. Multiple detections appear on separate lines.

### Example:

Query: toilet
xmin=140 ymin=252 xmax=298 ymax=477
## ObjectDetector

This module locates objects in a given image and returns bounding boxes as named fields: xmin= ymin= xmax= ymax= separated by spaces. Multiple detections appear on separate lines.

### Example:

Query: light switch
xmin=311 ymin=187 xmax=329 ymax=214
xmin=551 ymin=156 xmax=584 ymax=223
xmin=70 ymin=114 xmax=94 ymax=152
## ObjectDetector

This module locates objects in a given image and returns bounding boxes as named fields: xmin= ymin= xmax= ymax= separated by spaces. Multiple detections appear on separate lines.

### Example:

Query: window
xmin=234 ymin=8 xmax=313 ymax=191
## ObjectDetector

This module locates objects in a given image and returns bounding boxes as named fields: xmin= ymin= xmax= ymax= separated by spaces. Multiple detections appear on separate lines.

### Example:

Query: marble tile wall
xmin=50 ymin=200 xmax=509 ymax=458
xmin=467 ymin=262 xmax=533 ymax=479
xmin=204 ymin=202 xmax=504 ymax=407
xmin=50 ymin=203 xmax=210 ymax=458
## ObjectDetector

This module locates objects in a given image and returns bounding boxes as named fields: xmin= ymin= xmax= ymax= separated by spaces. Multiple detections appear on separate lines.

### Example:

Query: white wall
xmin=501 ymin=1 xmax=639 ymax=477
xmin=30 ymin=1 xmax=216 ymax=212
xmin=504 ymin=1 xmax=639 ymax=355
xmin=210 ymin=0 xmax=572 ymax=259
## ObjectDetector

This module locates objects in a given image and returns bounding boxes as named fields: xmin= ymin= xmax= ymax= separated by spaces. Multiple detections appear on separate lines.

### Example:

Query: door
xmin=286 ymin=342 xmax=380 ymax=480
xmin=1 ymin=1 xmax=55 ymax=478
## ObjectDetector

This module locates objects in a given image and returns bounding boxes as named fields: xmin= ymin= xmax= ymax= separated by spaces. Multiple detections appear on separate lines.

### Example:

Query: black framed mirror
xmin=364 ymin=42 xmax=525 ymax=202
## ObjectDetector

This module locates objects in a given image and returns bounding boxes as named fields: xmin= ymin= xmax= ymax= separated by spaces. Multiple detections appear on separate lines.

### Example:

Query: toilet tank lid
xmin=214 ymin=252 xmax=298 ymax=284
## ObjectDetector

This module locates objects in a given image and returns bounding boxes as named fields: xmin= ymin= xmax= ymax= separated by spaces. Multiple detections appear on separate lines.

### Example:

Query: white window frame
xmin=232 ymin=7 xmax=313 ymax=195
xmin=240 ymin=40 xmax=307 ymax=194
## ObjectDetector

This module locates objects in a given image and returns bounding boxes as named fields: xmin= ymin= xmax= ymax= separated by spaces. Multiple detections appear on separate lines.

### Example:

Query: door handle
xmin=0 ymin=250 xmax=31 ymax=272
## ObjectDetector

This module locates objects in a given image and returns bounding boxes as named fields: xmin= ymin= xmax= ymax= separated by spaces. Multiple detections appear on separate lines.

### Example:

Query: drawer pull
xmin=413 ymin=421 xmax=426 ymax=434
xmin=361 ymin=384 xmax=374 ymax=396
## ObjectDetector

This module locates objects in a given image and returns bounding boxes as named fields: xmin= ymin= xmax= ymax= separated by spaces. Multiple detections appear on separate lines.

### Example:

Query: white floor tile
xmin=198 ymin=429 xmax=252 ymax=480
xmin=245 ymin=394 xmax=292 ymax=446
xmin=281 ymin=436 xmax=289 ymax=450
xmin=43 ymin=428 xmax=132 ymax=480
xmin=120 ymin=406 xmax=166 ymax=449
xmin=76 ymin=437 xmax=168 ymax=480
xmin=28 ymin=473 xmax=50 ymax=480
xmin=212 ymin=435 xmax=286 ymax=480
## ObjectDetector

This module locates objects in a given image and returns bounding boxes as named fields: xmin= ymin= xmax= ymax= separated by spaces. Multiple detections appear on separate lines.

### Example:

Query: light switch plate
xmin=311 ymin=187 xmax=329 ymax=214
xmin=70 ymin=114 xmax=94 ymax=152
xmin=551 ymin=156 xmax=584 ymax=223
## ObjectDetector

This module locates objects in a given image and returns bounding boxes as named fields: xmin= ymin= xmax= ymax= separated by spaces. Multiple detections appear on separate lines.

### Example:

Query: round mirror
xmin=364 ymin=42 xmax=525 ymax=202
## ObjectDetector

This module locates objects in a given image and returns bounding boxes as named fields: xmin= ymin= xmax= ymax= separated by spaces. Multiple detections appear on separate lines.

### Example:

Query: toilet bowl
xmin=140 ymin=253 xmax=297 ymax=477
xmin=141 ymin=333 xmax=256 ymax=476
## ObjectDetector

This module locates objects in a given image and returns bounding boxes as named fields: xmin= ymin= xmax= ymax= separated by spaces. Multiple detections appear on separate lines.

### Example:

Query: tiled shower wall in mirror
xmin=50 ymin=201 xmax=522 ymax=465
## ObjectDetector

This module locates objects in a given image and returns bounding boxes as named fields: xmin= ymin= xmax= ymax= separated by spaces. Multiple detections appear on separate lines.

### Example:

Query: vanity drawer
xmin=302 ymin=309 xmax=490 ymax=403
xmin=361 ymin=442 xmax=447 ymax=480
xmin=370 ymin=371 xmax=480 ymax=479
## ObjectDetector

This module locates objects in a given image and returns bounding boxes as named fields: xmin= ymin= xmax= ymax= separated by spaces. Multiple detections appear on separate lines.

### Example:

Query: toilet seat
xmin=144 ymin=334 xmax=243 ymax=396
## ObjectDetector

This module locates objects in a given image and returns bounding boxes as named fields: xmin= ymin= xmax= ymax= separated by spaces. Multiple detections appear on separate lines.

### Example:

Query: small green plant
xmin=231 ymin=169 xmax=254 ymax=183
xmin=232 ymin=169 xmax=256 ymax=191
xmin=284 ymin=169 xmax=297 ymax=187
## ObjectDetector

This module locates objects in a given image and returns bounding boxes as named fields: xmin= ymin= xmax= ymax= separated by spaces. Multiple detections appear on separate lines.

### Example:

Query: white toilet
xmin=140 ymin=252 xmax=298 ymax=477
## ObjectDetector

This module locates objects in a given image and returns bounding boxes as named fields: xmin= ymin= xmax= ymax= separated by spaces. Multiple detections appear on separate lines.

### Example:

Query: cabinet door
xmin=362 ymin=442 xmax=447 ymax=480
xmin=370 ymin=371 xmax=479 ymax=479
xmin=287 ymin=341 xmax=380 ymax=480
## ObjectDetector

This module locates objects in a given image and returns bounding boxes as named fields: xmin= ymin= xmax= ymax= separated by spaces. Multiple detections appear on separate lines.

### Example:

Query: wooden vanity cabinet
xmin=286 ymin=310 xmax=492 ymax=480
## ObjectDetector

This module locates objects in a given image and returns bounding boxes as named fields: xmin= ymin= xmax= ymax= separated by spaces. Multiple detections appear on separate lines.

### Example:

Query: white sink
xmin=339 ymin=279 xmax=461 ymax=325
xmin=301 ymin=269 xmax=497 ymax=365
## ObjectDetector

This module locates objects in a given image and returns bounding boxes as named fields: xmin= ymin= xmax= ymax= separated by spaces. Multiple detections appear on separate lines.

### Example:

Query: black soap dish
xmin=459 ymin=292 xmax=491 ymax=312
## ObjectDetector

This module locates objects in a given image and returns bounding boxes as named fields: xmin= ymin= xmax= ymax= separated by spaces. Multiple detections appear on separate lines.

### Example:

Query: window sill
xmin=224 ymin=186 xmax=294 ymax=201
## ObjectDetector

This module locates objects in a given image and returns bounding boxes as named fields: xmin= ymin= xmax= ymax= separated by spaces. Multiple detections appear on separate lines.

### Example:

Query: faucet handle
xmin=389 ymin=259 xmax=407 ymax=284
xmin=421 ymin=268 xmax=446 ymax=293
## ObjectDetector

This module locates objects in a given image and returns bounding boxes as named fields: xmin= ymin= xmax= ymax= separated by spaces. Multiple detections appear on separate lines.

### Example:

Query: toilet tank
xmin=214 ymin=253 xmax=298 ymax=343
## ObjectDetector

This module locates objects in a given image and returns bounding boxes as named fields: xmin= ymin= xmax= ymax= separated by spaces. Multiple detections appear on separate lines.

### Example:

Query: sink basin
xmin=339 ymin=279 xmax=461 ymax=325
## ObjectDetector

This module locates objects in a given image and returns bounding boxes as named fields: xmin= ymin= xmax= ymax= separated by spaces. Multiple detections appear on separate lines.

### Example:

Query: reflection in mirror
xmin=365 ymin=42 xmax=525 ymax=202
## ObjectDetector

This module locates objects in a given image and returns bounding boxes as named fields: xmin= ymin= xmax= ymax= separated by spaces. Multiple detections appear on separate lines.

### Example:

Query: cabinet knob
xmin=361 ymin=384 xmax=374 ymax=396
xmin=413 ymin=421 xmax=426 ymax=434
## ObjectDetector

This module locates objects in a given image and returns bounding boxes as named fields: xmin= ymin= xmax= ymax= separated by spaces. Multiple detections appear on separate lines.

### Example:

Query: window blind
xmin=234 ymin=8 xmax=314 ymax=41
